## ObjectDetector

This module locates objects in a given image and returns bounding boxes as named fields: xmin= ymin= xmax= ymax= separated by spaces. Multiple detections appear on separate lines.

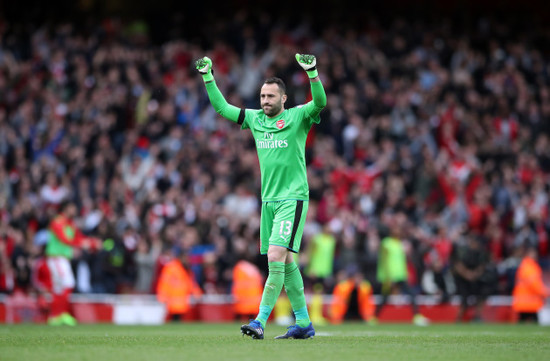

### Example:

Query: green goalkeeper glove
xmin=295 ymin=53 xmax=318 ymax=79
xmin=195 ymin=56 xmax=214 ymax=82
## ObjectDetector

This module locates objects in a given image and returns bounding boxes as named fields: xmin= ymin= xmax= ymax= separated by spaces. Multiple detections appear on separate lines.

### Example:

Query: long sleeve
xmin=302 ymin=79 xmax=327 ymax=119
xmin=204 ymin=80 xmax=242 ymax=123
xmin=310 ymin=80 xmax=327 ymax=109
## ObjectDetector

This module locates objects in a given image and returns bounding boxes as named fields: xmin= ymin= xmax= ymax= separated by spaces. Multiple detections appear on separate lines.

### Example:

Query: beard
xmin=263 ymin=102 xmax=282 ymax=117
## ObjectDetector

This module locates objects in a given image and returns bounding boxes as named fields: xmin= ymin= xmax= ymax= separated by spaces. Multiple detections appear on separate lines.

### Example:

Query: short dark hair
xmin=59 ymin=200 xmax=74 ymax=213
xmin=264 ymin=77 xmax=286 ymax=94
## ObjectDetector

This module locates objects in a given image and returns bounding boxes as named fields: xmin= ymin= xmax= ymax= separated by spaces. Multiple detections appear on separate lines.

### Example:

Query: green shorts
xmin=260 ymin=200 xmax=309 ymax=255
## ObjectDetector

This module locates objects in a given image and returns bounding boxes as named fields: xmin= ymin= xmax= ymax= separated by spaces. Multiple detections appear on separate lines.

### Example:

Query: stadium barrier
xmin=1 ymin=293 xmax=549 ymax=325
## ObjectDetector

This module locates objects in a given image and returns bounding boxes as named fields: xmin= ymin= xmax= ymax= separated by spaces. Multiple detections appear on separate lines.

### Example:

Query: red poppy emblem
xmin=276 ymin=119 xmax=285 ymax=129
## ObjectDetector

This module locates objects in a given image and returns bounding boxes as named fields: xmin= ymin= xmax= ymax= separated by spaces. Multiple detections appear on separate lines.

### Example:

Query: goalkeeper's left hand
xmin=295 ymin=53 xmax=318 ymax=79
xmin=195 ymin=56 xmax=214 ymax=82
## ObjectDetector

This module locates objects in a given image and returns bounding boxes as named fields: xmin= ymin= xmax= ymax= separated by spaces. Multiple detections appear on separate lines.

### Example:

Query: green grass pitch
xmin=1 ymin=323 xmax=549 ymax=361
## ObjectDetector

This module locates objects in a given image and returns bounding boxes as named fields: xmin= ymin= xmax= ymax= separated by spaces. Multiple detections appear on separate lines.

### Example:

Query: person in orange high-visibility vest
xmin=232 ymin=259 xmax=263 ymax=320
xmin=156 ymin=248 xmax=202 ymax=321
xmin=512 ymin=246 xmax=549 ymax=323
xmin=330 ymin=268 xmax=374 ymax=324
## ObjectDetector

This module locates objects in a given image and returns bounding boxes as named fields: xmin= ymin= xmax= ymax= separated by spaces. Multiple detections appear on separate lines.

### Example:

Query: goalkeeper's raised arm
xmin=196 ymin=54 xmax=326 ymax=123
xmin=295 ymin=53 xmax=327 ymax=116
xmin=195 ymin=56 xmax=242 ymax=123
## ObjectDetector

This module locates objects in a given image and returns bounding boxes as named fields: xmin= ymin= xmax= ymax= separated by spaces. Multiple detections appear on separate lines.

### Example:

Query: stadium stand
xmin=1 ymin=1 xmax=549 ymax=323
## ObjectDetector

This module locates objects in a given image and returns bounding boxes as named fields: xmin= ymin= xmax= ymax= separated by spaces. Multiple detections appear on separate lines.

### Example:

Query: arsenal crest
xmin=276 ymin=119 xmax=285 ymax=129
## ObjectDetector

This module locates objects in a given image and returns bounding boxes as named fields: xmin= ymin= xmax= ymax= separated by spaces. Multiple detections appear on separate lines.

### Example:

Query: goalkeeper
xmin=196 ymin=54 xmax=326 ymax=339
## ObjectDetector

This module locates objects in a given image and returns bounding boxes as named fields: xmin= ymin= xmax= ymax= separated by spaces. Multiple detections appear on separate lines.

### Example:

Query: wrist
xmin=201 ymin=72 xmax=214 ymax=82
xmin=306 ymin=68 xmax=318 ymax=79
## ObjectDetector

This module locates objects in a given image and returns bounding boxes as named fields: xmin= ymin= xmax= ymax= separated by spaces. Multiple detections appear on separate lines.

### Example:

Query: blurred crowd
xmin=1 ymin=11 xmax=549 ymax=302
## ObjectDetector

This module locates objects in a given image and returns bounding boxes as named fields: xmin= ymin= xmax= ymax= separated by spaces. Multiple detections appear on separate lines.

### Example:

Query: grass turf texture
xmin=1 ymin=323 xmax=549 ymax=361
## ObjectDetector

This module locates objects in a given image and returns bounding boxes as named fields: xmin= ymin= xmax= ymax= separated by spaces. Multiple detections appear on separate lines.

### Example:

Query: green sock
xmin=284 ymin=262 xmax=311 ymax=327
xmin=255 ymin=262 xmax=285 ymax=327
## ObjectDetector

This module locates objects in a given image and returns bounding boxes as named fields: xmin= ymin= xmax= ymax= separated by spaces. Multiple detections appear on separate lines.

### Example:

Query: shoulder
xmin=284 ymin=106 xmax=309 ymax=121
xmin=242 ymin=109 xmax=264 ymax=128
xmin=245 ymin=109 xmax=264 ymax=117
xmin=289 ymin=105 xmax=306 ymax=113
xmin=244 ymin=109 xmax=265 ymax=122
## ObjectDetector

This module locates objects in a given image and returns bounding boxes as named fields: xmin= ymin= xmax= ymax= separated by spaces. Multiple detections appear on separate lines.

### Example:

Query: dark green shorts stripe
xmin=289 ymin=200 xmax=303 ymax=250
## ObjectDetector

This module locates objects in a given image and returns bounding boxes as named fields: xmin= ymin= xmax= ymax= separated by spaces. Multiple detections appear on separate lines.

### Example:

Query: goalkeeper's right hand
xmin=195 ymin=56 xmax=214 ymax=82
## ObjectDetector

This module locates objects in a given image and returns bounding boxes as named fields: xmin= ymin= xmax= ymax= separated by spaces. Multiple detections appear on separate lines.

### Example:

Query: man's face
xmin=64 ymin=204 xmax=77 ymax=218
xmin=260 ymin=83 xmax=286 ymax=117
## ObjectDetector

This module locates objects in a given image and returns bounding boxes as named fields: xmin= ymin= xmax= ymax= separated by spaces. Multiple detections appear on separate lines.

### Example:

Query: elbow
xmin=313 ymin=89 xmax=327 ymax=109
xmin=214 ymin=102 xmax=232 ymax=119
xmin=314 ymin=98 xmax=327 ymax=109
xmin=318 ymin=98 xmax=327 ymax=108
xmin=312 ymin=92 xmax=327 ymax=109
xmin=217 ymin=108 xmax=231 ymax=120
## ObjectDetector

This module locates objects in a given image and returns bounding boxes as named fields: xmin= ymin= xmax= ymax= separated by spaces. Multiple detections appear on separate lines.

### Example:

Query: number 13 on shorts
xmin=279 ymin=221 xmax=292 ymax=236
xmin=260 ymin=200 xmax=309 ymax=255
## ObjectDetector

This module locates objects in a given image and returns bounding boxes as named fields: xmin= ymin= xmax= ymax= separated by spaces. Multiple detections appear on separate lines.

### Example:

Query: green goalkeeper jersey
xmin=204 ymin=79 xmax=326 ymax=202
xmin=241 ymin=106 xmax=319 ymax=201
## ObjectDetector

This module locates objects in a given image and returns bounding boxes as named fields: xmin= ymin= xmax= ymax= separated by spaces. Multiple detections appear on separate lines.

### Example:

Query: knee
xmin=267 ymin=245 xmax=288 ymax=263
